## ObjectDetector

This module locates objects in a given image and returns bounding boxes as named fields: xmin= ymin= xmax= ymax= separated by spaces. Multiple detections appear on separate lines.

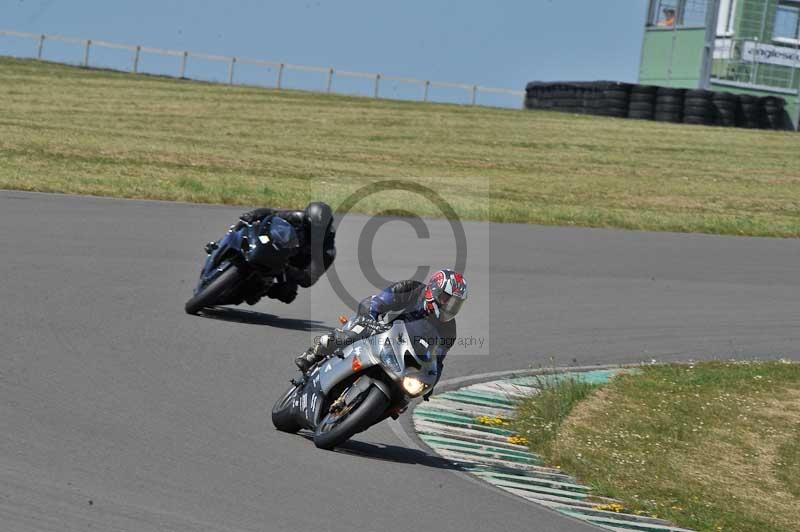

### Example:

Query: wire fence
xmin=0 ymin=29 xmax=525 ymax=109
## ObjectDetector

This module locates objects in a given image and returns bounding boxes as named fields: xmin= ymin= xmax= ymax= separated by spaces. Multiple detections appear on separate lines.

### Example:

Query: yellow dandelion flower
xmin=507 ymin=434 xmax=529 ymax=445
xmin=593 ymin=503 xmax=625 ymax=513
xmin=475 ymin=415 xmax=511 ymax=426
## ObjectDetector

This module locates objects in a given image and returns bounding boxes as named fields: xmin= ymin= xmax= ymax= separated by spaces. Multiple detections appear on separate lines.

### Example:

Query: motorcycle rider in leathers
xmin=294 ymin=269 xmax=468 ymax=399
xmin=206 ymin=202 xmax=336 ymax=305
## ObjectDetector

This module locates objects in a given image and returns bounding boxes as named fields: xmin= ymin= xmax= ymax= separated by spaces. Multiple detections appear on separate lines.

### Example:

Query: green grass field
xmin=515 ymin=362 xmax=800 ymax=532
xmin=1 ymin=56 xmax=799 ymax=236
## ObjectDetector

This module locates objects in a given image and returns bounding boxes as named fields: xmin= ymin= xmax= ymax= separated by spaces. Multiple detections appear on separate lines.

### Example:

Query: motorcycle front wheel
xmin=184 ymin=265 xmax=243 ymax=315
xmin=271 ymin=384 xmax=302 ymax=433
xmin=313 ymin=386 xmax=389 ymax=450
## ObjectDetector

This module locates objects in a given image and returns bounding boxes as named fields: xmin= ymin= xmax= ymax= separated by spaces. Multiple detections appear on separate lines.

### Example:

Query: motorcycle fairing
xmin=318 ymin=344 xmax=380 ymax=396
xmin=290 ymin=365 xmax=327 ymax=430
xmin=198 ymin=230 xmax=244 ymax=289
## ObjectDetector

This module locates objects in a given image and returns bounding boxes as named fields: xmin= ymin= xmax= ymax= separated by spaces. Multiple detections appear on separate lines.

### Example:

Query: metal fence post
xmin=374 ymin=73 xmax=381 ymax=98
xmin=83 ymin=39 xmax=91 ymax=67
xmin=228 ymin=57 xmax=236 ymax=85
xmin=795 ymin=41 xmax=800 ymax=130
xmin=751 ymin=38 xmax=759 ymax=84
xmin=132 ymin=45 xmax=140 ymax=73
xmin=37 ymin=34 xmax=45 ymax=59
xmin=277 ymin=63 xmax=284 ymax=89
xmin=795 ymin=83 xmax=800 ymax=131
xmin=180 ymin=51 xmax=188 ymax=78
xmin=753 ymin=0 xmax=770 ymax=85
xmin=471 ymin=85 xmax=477 ymax=105
xmin=666 ymin=22 xmax=678 ymax=84
xmin=699 ymin=0 xmax=721 ymax=89
xmin=424 ymin=80 xmax=430 ymax=102
xmin=326 ymin=68 xmax=334 ymax=93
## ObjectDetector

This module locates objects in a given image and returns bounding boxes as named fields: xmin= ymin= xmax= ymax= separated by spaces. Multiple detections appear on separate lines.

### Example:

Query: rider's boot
xmin=295 ymin=342 xmax=325 ymax=374
xmin=245 ymin=293 xmax=262 ymax=305
xmin=267 ymin=282 xmax=298 ymax=304
xmin=294 ymin=325 xmax=365 ymax=374
xmin=204 ymin=241 xmax=219 ymax=254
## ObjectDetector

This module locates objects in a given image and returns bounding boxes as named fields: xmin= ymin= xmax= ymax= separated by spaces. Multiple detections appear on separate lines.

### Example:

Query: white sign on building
xmin=742 ymin=41 xmax=800 ymax=68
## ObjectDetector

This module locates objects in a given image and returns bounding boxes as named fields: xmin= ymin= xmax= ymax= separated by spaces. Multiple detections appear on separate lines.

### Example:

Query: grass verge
xmin=513 ymin=374 xmax=599 ymax=455
xmin=0 ymin=57 xmax=799 ymax=236
xmin=514 ymin=361 xmax=800 ymax=532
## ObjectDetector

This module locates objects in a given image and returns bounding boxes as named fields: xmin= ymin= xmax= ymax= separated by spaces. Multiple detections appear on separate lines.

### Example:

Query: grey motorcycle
xmin=271 ymin=319 xmax=439 ymax=449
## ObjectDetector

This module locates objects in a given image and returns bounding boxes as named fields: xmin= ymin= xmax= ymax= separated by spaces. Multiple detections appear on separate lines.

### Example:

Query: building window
xmin=649 ymin=0 xmax=710 ymax=29
xmin=717 ymin=0 xmax=737 ymax=36
xmin=681 ymin=0 xmax=709 ymax=27
xmin=774 ymin=1 xmax=800 ymax=41
xmin=652 ymin=0 xmax=679 ymax=27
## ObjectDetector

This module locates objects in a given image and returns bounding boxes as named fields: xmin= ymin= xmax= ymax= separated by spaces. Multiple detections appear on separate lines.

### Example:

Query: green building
xmin=640 ymin=0 xmax=800 ymax=128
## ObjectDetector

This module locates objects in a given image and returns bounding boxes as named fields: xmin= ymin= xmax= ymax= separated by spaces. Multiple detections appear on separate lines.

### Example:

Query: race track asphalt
xmin=1 ymin=191 xmax=798 ymax=532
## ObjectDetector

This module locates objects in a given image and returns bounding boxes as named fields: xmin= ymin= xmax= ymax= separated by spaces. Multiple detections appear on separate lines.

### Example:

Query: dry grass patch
xmin=1 ymin=57 xmax=799 ymax=235
xmin=517 ymin=361 xmax=800 ymax=532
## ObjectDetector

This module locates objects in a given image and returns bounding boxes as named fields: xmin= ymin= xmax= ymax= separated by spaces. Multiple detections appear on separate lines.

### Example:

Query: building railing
xmin=0 ymin=29 xmax=525 ymax=108
xmin=712 ymin=37 xmax=800 ymax=92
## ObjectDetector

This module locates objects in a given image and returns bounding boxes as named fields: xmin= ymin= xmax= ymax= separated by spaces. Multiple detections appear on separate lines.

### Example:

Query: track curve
xmin=1 ymin=191 xmax=798 ymax=531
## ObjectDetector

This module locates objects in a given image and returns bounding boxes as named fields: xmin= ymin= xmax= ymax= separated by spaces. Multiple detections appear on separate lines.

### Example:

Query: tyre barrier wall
xmin=525 ymin=81 xmax=794 ymax=131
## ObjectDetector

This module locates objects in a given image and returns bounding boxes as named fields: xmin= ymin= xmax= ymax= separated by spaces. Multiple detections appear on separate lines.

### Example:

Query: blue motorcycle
xmin=185 ymin=215 xmax=305 ymax=315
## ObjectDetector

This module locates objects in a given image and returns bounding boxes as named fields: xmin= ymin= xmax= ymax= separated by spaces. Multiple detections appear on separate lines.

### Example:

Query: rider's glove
xmin=352 ymin=316 xmax=384 ymax=335
xmin=229 ymin=218 xmax=249 ymax=233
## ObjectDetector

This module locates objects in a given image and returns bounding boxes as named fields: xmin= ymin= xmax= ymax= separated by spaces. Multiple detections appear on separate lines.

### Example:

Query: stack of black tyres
xmin=597 ymin=82 xmax=631 ymax=118
xmin=739 ymin=95 xmax=765 ymax=129
xmin=524 ymin=81 xmax=792 ymax=131
xmin=549 ymin=84 xmax=570 ymax=112
xmin=654 ymin=87 xmax=684 ymax=123
xmin=523 ymin=82 xmax=542 ymax=110
xmin=711 ymin=92 xmax=739 ymax=127
xmin=569 ymin=83 xmax=590 ymax=115
xmin=628 ymin=85 xmax=657 ymax=120
xmin=549 ymin=84 xmax=581 ymax=113
xmin=683 ymin=89 xmax=715 ymax=126
xmin=584 ymin=83 xmax=604 ymax=115
xmin=538 ymin=84 xmax=556 ymax=111
xmin=763 ymin=97 xmax=785 ymax=130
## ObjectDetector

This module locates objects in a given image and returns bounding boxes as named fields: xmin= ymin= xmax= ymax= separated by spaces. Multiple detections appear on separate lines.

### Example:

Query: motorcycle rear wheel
xmin=271 ymin=384 xmax=302 ymax=433
xmin=184 ymin=265 xmax=243 ymax=315
xmin=313 ymin=386 xmax=389 ymax=450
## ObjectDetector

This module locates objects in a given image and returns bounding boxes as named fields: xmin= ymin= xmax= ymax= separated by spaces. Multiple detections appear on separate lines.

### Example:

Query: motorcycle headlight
xmin=402 ymin=377 xmax=426 ymax=397
xmin=380 ymin=343 xmax=401 ymax=373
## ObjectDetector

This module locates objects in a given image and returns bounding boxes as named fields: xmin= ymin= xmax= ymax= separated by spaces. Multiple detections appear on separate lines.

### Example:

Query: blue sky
xmin=3 ymin=1 xmax=649 ymax=104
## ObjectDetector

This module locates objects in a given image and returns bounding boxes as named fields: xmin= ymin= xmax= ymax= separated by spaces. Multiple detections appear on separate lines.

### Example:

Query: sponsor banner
xmin=742 ymin=41 xmax=800 ymax=68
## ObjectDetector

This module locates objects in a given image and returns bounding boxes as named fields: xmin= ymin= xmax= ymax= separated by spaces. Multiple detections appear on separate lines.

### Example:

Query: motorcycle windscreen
xmin=268 ymin=217 xmax=300 ymax=249
xmin=247 ymin=217 xmax=300 ymax=270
